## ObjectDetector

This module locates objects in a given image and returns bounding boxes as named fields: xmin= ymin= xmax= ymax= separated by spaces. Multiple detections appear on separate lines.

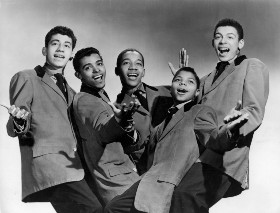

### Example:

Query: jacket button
xmin=132 ymin=167 xmax=137 ymax=172
xmin=73 ymin=147 xmax=77 ymax=152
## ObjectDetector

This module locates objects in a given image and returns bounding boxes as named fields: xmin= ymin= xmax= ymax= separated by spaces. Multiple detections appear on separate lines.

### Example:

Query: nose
xmin=57 ymin=44 xmax=64 ymax=52
xmin=179 ymin=82 xmax=186 ymax=86
xmin=128 ymin=63 xmax=137 ymax=70
xmin=92 ymin=65 xmax=100 ymax=73
xmin=219 ymin=36 xmax=226 ymax=44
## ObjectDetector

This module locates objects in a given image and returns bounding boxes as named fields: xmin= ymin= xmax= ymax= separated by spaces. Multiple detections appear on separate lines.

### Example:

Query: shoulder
xmin=12 ymin=68 xmax=37 ymax=79
xmin=10 ymin=69 xmax=38 ymax=86
xmin=74 ymin=92 xmax=101 ymax=106
xmin=74 ymin=92 xmax=109 ymax=113
xmin=239 ymin=58 xmax=269 ymax=76
xmin=192 ymin=104 xmax=216 ymax=117
xmin=241 ymin=58 xmax=267 ymax=69
xmin=149 ymin=84 xmax=171 ymax=95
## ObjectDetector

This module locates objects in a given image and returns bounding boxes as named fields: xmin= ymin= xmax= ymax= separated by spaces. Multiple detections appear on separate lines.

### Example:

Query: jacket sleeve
xmin=239 ymin=59 xmax=269 ymax=136
xmin=73 ymin=94 xmax=133 ymax=145
xmin=194 ymin=106 xmax=235 ymax=153
xmin=6 ymin=72 xmax=32 ymax=137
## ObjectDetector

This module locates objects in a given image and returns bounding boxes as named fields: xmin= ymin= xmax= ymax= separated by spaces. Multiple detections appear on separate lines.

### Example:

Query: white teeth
xmin=93 ymin=75 xmax=102 ymax=80
xmin=54 ymin=54 xmax=64 ymax=58
xmin=128 ymin=73 xmax=138 ymax=77
xmin=219 ymin=48 xmax=229 ymax=53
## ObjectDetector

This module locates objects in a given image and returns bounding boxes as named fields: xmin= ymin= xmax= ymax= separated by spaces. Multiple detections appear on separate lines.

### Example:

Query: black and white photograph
xmin=0 ymin=0 xmax=279 ymax=213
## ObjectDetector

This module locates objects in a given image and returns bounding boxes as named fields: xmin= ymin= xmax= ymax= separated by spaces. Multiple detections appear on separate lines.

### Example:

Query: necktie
xmin=212 ymin=61 xmax=229 ymax=84
xmin=134 ymin=90 xmax=148 ymax=111
xmin=54 ymin=73 xmax=67 ymax=99
xmin=163 ymin=107 xmax=178 ymax=130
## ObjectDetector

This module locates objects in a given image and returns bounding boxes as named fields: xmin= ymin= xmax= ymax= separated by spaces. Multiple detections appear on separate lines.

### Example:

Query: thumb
xmin=108 ymin=102 xmax=119 ymax=113
xmin=168 ymin=62 xmax=176 ymax=75
xmin=235 ymin=100 xmax=242 ymax=111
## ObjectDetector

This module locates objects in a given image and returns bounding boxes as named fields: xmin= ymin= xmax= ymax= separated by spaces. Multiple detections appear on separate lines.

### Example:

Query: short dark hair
xmin=173 ymin=67 xmax=200 ymax=89
xmin=214 ymin=18 xmax=244 ymax=40
xmin=45 ymin=26 xmax=77 ymax=49
xmin=73 ymin=47 xmax=102 ymax=73
xmin=116 ymin=48 xmax=144 ymax=68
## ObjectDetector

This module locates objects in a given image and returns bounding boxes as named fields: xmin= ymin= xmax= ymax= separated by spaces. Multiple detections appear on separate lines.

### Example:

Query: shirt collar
xmin=122 ymin=83 xmax=146 ymax=96
xmin=80 ymin=83 xmax=105 ymax=98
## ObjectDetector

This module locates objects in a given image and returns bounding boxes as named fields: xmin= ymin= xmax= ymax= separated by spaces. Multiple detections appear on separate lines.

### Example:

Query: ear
xmin=195 ymin=89 xmax=200 ymax=98
xmin=141 ymin=68 xmax=145 ymax=77
xmin=211 ymin=39 xmax=214 ymax=48
xmin=74 ymin=72 xmax=82 ymax=79
xmin=115 ymin=67 xmax=119 ymax=76
xmin=238 ymin=39 xmax=245 ymax=50
xmin=69 ymin=52 xmax=74 ymax=61
xmin=42 ymin=47 xmax=47 ymax=56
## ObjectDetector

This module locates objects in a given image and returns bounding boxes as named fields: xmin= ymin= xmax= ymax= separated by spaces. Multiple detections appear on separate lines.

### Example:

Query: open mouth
xmin=93 ymin=74 xmax=103 ymax=81
xmin=54 ymin=54 xmax=65 ymax=59
xmin=218 ymin=47 xmax=230 ymax=54
xmin=127 ymin=73 xmax=139 ymax=80
xmin=177 ymin=88 xmax=187 ymax=95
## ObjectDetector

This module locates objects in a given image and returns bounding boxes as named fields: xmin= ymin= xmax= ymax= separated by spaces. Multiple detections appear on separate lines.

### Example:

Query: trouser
xmin=104 ymin=163 xmax=239 ymax=213
xmin=169 ymin=163 xmax=234 ymax=213
xmin=24 ymin=179 xmax=103 ymax=213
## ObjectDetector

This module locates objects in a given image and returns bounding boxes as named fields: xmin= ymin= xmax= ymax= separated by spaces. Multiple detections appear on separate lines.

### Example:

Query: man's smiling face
xmin=78 ymin=53 xmax=106 ymax=89
xmin=213 ymin=26 xmax=244 ymax=63
xmin=44 ymin=33 xmax=73 ymax=69
xmin=117 ymin=51 xmax=145 ymax=89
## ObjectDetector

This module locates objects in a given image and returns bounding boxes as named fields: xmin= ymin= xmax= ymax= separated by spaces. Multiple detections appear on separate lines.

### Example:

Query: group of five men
xmin=7 ymin=18 xmax=269 ymax=213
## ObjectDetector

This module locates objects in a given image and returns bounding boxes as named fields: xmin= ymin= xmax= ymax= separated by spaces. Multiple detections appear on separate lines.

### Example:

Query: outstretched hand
xmin=223 ymin=100 xmax=249 ymax=137
xmin=168 ymin=48 xmax=189 ymax=75
xmin=108 ymin=101 xmax=140 ymax=131
xmin=224 ymin=100 xmax=242 ymax=124
xmin=108 ymin=101 xmax=140 ymax=120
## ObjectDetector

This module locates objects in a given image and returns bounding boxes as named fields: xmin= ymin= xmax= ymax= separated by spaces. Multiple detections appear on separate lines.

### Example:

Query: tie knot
xmin=168 ymin=106 xmax=178 ymax=115
xmin=216 ymin=61 xmax=229 ymax=72
xmin=54 ymin=73 xmax=64 ymax=82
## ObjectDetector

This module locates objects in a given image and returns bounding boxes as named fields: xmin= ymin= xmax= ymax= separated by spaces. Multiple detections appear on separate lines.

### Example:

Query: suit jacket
xmin=6 ymin=66 xmax=84 ymax=201
xmin=116 ymin=83 xmax=173 ymax=174
xmin=72 ymin=84 xmax=140 ymax=204
xmin=134 ymin=103 xmax=229 ymax=213
xmin=197 ymin=57 xmax=269 ymax=192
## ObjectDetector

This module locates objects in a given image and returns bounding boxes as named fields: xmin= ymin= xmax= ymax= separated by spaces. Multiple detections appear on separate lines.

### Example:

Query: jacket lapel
xmin=65 ymin=82 xmax=75 ymax=105
xmin=158 ymin=107 xmax=185 ymax=141
xmin=41 ymin=73 xmax=67 ymax=103
xmin=204 ymin=63 xmax=235 ymax=95
xmin=145 ymin=85 xmax=159 ymax=113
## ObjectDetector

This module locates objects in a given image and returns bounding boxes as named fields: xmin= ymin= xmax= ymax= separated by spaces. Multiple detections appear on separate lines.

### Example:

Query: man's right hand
xmin=108 ymin=101 xmax=140 ymax=131
xmin=8 ymin=105 xmax=29 ymax=120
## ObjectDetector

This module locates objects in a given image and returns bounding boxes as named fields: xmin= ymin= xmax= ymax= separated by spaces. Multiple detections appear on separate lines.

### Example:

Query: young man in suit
xmin=114 ymin=48 xmax=174 ymax=175
xmin=104 ymin=67 xmax=248 ymax=213
xmin=71 ymin=47 xmax=140 ymax=205
xmin=169 ymin=18 xmax=269 ymax=213
xmin=6 ymin=27 xmax=103 ymax=213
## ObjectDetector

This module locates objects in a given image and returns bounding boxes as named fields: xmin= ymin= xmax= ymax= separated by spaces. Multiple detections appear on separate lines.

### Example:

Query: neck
xmin=81 ymin=82 xmax=103 ymax=93
xmin=43 ymin=62 xmax=64 ymax=75
xmin=122 ymin=82 xmax=143 ymax=95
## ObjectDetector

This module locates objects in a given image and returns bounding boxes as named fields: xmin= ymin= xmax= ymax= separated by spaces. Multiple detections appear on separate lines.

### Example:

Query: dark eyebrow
xmin=49 ymin=39 xmax=72 ymax=46
xmin=82 ymin=63 xmax=92 ymax=69
xmin=49 ymin=39 xmax=59 ymax=43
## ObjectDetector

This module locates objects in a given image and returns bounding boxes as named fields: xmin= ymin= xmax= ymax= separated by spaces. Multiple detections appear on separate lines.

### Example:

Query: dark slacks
xmin=104 ymin=163 xmax=239 ymax=213
xmin=24 ymin=179 xmax=103 ymax=213
xmin=169 ymin=163 xmax=234 ymax=213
